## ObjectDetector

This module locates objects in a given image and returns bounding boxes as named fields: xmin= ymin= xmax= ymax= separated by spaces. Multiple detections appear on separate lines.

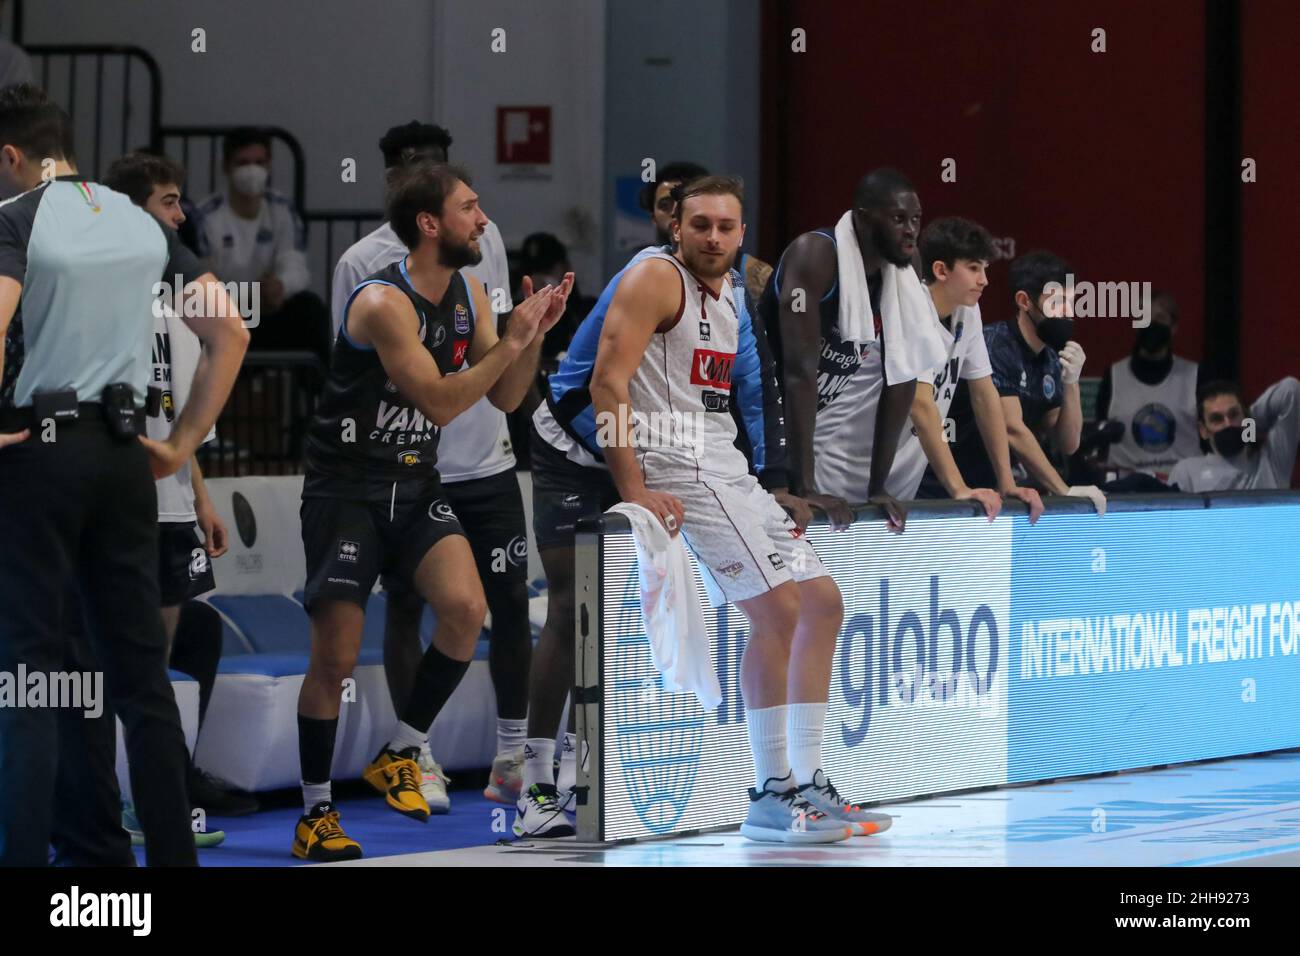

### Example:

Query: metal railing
xmin=196 ymin=352 xmax=325 ymax=477
xmin=25 ymin=44 xmax=161 ymax=178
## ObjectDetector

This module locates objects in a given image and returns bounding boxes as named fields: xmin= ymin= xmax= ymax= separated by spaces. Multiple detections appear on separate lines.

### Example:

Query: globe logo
xmin=610 ymin=547 xmax=706 ymax=834
xmin=1131 ymin=402 xmax=1176 ymax=451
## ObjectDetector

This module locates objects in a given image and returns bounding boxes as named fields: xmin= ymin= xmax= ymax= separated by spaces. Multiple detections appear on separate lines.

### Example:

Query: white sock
xmin=787 ymin=702 xmax=828 ymax=785
xmin=302 ymin=781 xmax=331 ymax=815
xmin=746 ymin=705 xmax=792 ymax=791
xmin=386 ymin=720 xmax=428 ymax=755
xmin=522 ymin=737 xmax=556 ymax=790
xmin=557 ymin=732 xmax=577 ymax=793
xmin=497 ymin=717 xmax=527 ymax=756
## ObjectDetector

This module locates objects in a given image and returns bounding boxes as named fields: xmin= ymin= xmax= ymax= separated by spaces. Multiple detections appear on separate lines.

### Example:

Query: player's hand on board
xmin=868 ymin=493 xmax=907 ymax=534
xmin=802 ymin=491 xmax=854 ymax=531
xmin=954 ymin=485 xmax=1002 ymax=522
xmin=1001 ymin=485 xmax=1045 ymax=524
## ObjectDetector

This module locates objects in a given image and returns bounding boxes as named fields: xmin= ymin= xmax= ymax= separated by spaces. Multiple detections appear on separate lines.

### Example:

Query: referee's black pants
xmin=0 ymin=421 xmax=196 ymax=866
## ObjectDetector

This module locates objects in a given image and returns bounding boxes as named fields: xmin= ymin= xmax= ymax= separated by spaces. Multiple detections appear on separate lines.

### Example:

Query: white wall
xmin=431 ymin=0 xmax=605 ymax=283
xmin=24 ymin=0 xmax=437 ymax=211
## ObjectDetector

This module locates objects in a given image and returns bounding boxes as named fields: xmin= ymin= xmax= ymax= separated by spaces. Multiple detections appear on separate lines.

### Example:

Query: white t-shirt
xmin=194 ymin=188 xmax=309 ymax=296
xmin=330 ymin=220 xmax=516 ymax=483
xmin=1168 ymin=377 xmax=1300 ymax=493
xmin=149 ymin=306 xmax=217 ymax=522
xmin=815 ymin=303 xmax=989 ymax=502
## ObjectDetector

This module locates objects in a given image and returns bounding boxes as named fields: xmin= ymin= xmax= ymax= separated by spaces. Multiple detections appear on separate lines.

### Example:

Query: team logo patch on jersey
xmin=690 ymin=349 xmax=734 ymax=389
xmin=716 ymin=560 xmax=744 ymax=578
xmin=432 ymin=325 xmax=447 ymax=348
xmin=767 ymin=553 xmax=785 ymax=571
xmin=1043 ymin=374 xmax=1057 ymax=400
xmin=428 ymin=500 xmax=457 ymax=523
xmin=701 ymin=389 xmax=730 ymax=413
xmin=384 ymin=379 xmax=398 ymax=393
xmin=454 ymin=304 xmax=471 ymax=334
xmin=337 ymin=540 xmax=360 ymax=563
xmin=397 ymin=449 xmax=422 ymax=466
xmin=162 ymin=391 xmax=175 ymax=422
xmin=188 ymin=548 xmax=208 ymax=579
xmin=453 ymin=340 xmax=469 ymax=367
xmin=699 ymin=321 xmax=711 ymax=342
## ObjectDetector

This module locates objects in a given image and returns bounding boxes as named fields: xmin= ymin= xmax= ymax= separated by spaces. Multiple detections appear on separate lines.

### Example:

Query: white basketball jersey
xmin=1106 ymin=355 xmax=1199 ymax=477
xmin=627 ymin=253 xmax=749 ymax=482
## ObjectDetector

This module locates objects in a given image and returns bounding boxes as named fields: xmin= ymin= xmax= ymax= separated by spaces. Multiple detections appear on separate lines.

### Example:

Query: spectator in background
xmin=193 ymin=127 xmax=329 ymax=358
xmin=941 ymin=251 xmax=1106 ymax=514
xmin=1167 ymin=377 xmax=1300 ymax=492
xmin=1096 ymin=290 xmax=1204 ymax=481
xmin=517 ymin=232 xmax=589 ymax=367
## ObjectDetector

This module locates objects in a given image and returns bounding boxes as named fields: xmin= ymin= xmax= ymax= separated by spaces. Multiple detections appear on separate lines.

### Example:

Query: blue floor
xmin=135 ymin=789 xmax=510 ymax=867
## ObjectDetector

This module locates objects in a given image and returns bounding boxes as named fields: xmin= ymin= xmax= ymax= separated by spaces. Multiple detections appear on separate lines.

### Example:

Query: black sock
xmin=400 ymin=645 xmax=471 ymax=732
xmin=171 ymin=600 xmax=222 ymax=726
xmin=298 ymin=714 xmax=338 ymax=785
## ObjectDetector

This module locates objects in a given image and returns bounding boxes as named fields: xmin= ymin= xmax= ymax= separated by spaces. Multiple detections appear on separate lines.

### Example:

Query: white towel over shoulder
xmin=833 ymin=210 xmax=946 ymax=385
xmin=608 ymin=503 xmax=722 ymax=710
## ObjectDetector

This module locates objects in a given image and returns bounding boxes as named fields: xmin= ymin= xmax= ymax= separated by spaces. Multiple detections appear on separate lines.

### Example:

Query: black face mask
xmin=1030 ymin=305 xmax=1074 ymax=351
xmin=1136 ymin=322 xmax=1172 ymax=353
xmin=1212 ymin=424 xmax=1249 ymax=458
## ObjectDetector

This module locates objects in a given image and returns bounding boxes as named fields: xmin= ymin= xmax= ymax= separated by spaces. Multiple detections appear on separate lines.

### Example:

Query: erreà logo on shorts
xmin=690 ymin=349 xmax=733 ymax=389
xmin=338 ymin=539 xmax=360 ymax=563
xmin=50 ymin=886 xmax=151 ymax=936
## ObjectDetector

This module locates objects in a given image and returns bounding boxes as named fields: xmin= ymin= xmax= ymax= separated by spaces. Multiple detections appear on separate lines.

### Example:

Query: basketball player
xmin=639 ymin=160 xmax=772 ymax=311
xmin=815 ymin=216 xmax=1044 ymax=519
xmin=759 ymin=168 xmax=936 ymax=532
xmin=593 ymin=176 xmax=887 ymax=842
xmin=293 ymin=161 xmax=571 ymax=861
xmin=332 ymin=121 xmax=534 ymax=812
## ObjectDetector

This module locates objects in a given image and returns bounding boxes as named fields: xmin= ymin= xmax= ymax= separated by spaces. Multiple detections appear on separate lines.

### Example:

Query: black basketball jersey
xmin=303 ymin=258 xmax=477 ymax=499
xmin=758 ymin=227 xmax=882 ymax=413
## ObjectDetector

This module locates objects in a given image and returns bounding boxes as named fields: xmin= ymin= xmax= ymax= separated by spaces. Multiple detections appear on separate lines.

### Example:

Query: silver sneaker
xmin=417 ymin=743 xmax=451 ymax=814
xmin=739 ymin=778 xmax=852 ymax=844
xmin=484 ymin=750 xmax=523 ymax=804
xmin=796 ymin=770 xmax=892 ymax=836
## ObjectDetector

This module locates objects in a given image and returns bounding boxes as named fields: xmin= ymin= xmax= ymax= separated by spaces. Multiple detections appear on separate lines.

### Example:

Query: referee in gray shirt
xmin=0 ymin=85 xmax=248 ymax=866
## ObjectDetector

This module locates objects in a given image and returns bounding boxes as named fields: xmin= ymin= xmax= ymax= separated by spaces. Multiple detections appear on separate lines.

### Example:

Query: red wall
xmin=761 ymin=1 xmax=1206 ymax=376
xmin=1240 ymin=0 xmax=1300 ymax=400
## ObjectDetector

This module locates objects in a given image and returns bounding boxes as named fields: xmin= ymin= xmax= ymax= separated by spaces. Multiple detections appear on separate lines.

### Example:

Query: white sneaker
xmin=484 ymin=750 xmax=523 ymax=804
xmin=417 ymin=743 xmax=451 ymax=814
xmin=512 ymin=784 xmax=574 ymax=838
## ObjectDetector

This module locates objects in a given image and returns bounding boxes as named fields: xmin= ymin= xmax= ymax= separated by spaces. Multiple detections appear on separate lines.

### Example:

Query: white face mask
xmin=230 ymin=162 xmax=269 ymax=197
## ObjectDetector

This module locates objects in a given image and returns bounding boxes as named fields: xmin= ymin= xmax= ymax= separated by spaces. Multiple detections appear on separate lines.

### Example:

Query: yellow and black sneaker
xmin=292 ymin=802 xmax=363 ymax=862
xmin=363 ymin=746 xmax=431 ymax=821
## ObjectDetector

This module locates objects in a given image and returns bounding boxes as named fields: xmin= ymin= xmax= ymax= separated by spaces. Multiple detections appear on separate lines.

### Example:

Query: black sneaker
xmin=188 ymin=765 xmax=260 ymax=817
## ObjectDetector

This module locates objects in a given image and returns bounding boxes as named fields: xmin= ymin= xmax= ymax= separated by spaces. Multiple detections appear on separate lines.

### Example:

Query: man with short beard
xmin=292 ymin=162 xmax=571 ymax=860
xmin=758 ymin=168 xmax=945 ymax=533
xmin=1167 ymin=378 xmax=1300 ymax=492
xmin=588 ymin=176 xmax=886 ymax=842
